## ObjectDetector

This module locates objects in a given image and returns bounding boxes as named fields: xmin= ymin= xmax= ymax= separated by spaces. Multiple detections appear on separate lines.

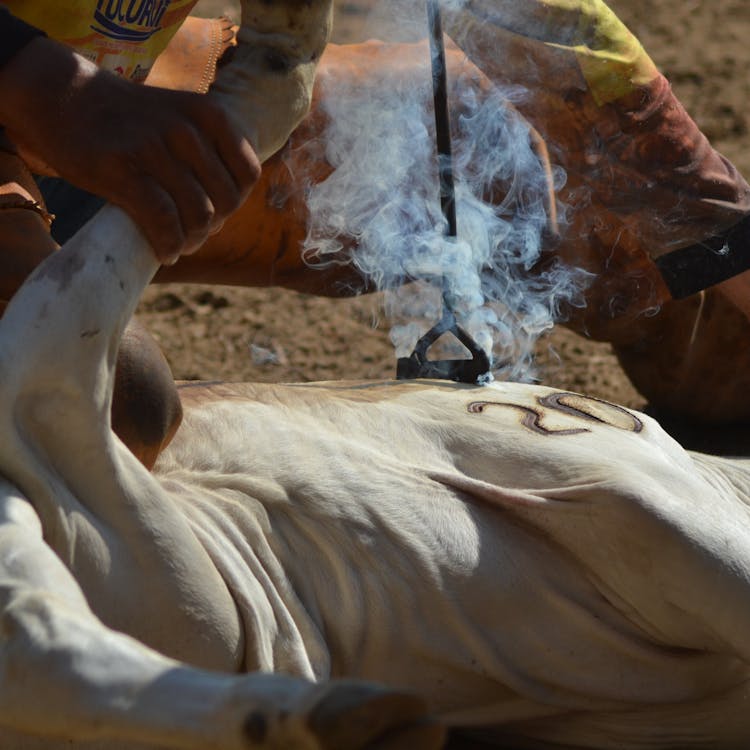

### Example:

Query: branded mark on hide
xmin=468 ymin=392 xmax=643 ymax=435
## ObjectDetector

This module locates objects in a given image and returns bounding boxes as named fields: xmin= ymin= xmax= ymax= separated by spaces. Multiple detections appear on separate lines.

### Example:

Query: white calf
xmin=2 ymin=1 xmax=750 ymax=747
xmin=2 ymin=199 xmax=750 ymax=748
xmin=167 ymin=379 xmax=750 ymax=749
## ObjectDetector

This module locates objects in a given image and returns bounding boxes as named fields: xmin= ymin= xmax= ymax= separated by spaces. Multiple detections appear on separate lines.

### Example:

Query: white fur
xmin=1 ymin=2 xmax=749 ymax=748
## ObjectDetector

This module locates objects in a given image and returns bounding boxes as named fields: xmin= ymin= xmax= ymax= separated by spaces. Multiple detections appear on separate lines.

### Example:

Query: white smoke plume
xmin=298 ymin=0 xmax=589 ymax=381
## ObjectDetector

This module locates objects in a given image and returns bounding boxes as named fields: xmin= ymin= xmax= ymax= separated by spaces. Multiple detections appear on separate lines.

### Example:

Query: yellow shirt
xmin=1 ymin=0 xmax=198 ymax=81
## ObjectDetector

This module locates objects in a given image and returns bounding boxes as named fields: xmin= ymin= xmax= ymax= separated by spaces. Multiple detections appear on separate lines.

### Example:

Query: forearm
xmin=0 ymin=35 xmax=91 ymax=152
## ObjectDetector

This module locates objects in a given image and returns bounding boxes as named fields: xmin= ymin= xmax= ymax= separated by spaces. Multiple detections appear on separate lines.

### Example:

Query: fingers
xmin=209 ymin=107 xmax=262 ymax=201
xmin=149 ymin=98 xmax=260 ymax=263
xmin=113 ymin=95 xmax=262 ymax=265
xmin=152 ymin=136 xmax=220 ymax=257
xmin=188 ymin=100 xmax=261 ymax=205
xmin=158 ymin=170 xmax=216 ymax=262
xmin=117 ymin=174 xmax=185 ymax=264
xmin=108 ymin=142 xmax=197 ymax=264
xmin=166 ymin=117 xmax=240 ymax=224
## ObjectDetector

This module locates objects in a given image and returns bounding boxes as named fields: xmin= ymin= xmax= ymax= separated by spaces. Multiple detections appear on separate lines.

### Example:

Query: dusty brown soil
xmin=142 ymin=0 xmax=750 ymax=449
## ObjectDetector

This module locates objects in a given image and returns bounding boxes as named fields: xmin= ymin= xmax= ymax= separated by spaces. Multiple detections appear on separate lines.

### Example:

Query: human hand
xmin=0 ymin=36 xmax=260 ymax=264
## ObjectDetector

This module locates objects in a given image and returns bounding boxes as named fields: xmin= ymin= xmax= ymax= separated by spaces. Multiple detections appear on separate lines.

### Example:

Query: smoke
xmin=297 ymin=0 xmax=589 ymax=381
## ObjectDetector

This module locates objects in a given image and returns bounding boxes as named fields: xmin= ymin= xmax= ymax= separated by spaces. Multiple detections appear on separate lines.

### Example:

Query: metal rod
xmin=426 ymin=0 xmax=457 ymax=239
xmin=396 ymin=0 xmax=491 ymax=383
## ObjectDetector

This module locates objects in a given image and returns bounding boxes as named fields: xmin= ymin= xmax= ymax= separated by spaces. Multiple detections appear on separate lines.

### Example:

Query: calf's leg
xmin=0 ymin=141 xmax=182 ymax=467
xmin=0 ymin=480 xmax=440 ymax=749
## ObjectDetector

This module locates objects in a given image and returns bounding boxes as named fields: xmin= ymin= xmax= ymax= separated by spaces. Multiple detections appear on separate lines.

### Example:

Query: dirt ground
xmin=141 ymin=0 xmax=750 ymax=450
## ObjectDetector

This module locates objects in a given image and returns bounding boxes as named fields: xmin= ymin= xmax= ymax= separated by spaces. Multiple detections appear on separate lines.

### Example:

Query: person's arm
xmin=0 ymin=22 xmax=260 ymax=265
